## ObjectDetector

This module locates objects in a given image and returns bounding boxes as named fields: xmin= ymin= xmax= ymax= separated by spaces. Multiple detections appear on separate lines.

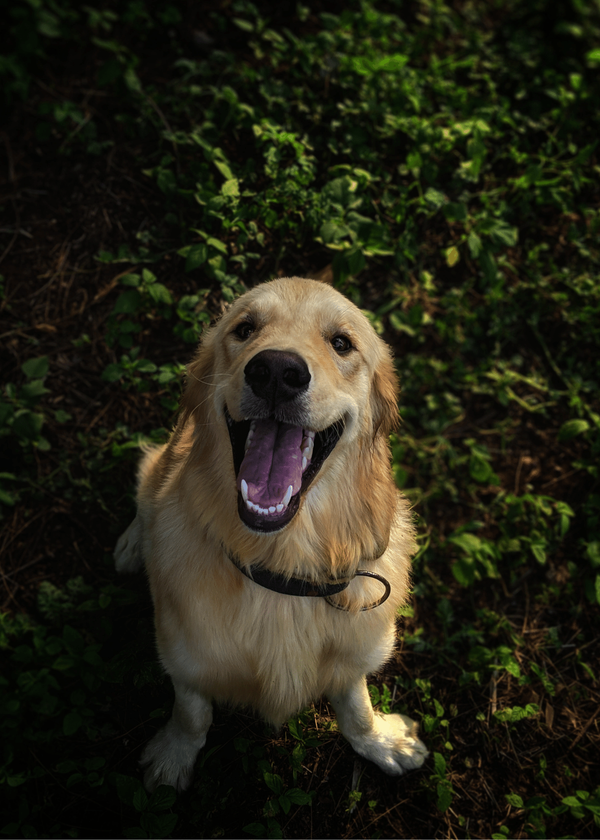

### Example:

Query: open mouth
xmin=225 ymin=409 xmax=344 ymax=533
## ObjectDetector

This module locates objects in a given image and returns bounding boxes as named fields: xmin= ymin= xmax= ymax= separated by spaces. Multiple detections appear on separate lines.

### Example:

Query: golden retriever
xmin=115 ymin=277 xmax=427 ymax=791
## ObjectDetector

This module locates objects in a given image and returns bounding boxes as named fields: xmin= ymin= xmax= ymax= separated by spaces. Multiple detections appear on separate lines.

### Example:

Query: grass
xmin=1 ymin=0 xmax=599 ymax=836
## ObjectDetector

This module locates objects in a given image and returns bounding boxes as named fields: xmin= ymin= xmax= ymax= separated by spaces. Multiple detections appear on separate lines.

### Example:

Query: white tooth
xmin=240 ymin=479 xmax=249 ymax=502
xmin=269 ymin=506 xmax=276 ymax=514
xmin=306 ymin=430 xmax=315 ymax=440
xmin=282 ymin=485 xmax=293 ymax=507
xmin=247 ymin=500 xmax=256 ymax=512
xmin=302 ymin=438 xmax=313 ymax=460
xmin=302 ymin=456 xmax=307 ymax=471
xmin=250 ymin=420 xmax=257 ymax=431
xmin=276 ymin=503 xmax=284 ymax=512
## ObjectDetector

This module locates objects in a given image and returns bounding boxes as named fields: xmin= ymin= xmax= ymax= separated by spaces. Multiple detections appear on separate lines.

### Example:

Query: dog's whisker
xmin=188 ymin=372 xmax=233 ymax=386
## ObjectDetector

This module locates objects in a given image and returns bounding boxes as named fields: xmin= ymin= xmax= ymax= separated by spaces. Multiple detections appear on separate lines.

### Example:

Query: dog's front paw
xmin=140 ymin=724 xmax=205 ymax=793
xmin=114 ymin=517 xmax=144 ymax=574
xmin=352 ymin=712 xmax=428 ymax=776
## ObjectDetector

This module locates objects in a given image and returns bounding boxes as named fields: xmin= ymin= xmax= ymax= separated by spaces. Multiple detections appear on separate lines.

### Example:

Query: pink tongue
xmin=237 ymin=419 xmax=304 ymax=508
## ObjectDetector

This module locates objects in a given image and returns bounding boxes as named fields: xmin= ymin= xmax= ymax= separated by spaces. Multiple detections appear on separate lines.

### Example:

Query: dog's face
xmin=186 ymin=278 xmax=398 ymax=535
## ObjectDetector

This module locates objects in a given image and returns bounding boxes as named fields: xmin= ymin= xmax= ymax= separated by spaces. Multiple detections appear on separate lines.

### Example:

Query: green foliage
xmin=113 ymin=776 xmax=178 ymax=839
xmin=368 ymin=683 xmax=393 ymax=714
xmin=0 ymin=356 xmax=50 ymax=452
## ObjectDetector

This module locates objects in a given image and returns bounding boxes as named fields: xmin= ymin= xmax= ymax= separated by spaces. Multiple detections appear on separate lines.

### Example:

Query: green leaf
xmin=233 ymin=17 xmax=254 ymax=32
xmin=122 ymin=828 xmax=147 ymax=839
xmin=448 ymin=533 xmax=481 ymax=554
xmin=286 ymin=788 xmax=313 ymax=805
xmin=132 ymin=786 xmax=149 ymax=812
xmin=56 ymin=761 xmax=78 ymax=774
xmin=63 ymin=711 xmax=83 ymax=736
xmin=179 ymin=244 xmax=208 ymax=272
xmin=213 ymin=159 xmax=235 ymax=180
xmin=433 ymin=752 xmax=446 ymax=776
xmin=206 ymin=237 xmax=228 ymax=255
xmin=243 ymin=823 xmax=267 ymax=837
xmin=489 ymin=221 xmax=518 ymax=247
xmin=20 ymin=379 xmax=49 ymax=401
xmin=479 ymin=249 xmax=497 ymax=285
xmin=101 ymin=364 xmax=123 ymax=383
xmin=114 ymin=773 xmax=143 ymax=807
xmin=114 ymin=290 xmax=143 ymax=314
xmin=562 ymin=796 xmax=582 ymax=807
xmin=21 ymin=356 xmax=49 ymax=379
xmin=148 ymin=785 xmax=177 ymax=811
xmin=424 ymin=188 xmax=446 ymax=210
xmin=529 ymin=538 xmax=547 ymax=564
xmin=349 ymin=53 xmax=409 ymax=75
xmin=582 ymin=797 xmax=600 ymax=816
xmin=11 ymin=411 xmax=44 ymax=441
xmin=145 ymin=813 xmax=178 ymax=835
xmin=452 ymin=556 xmax=475 ymax=586
xmin=467 ymin=231 xmax=482 ymax=258
xmin=437 ymin=783 xmax=452 ymax=812
xmin=222 ymin=179 xmax=240 ymax=197
xmin=506 ymin=793 xmax=524 ymax=808
xmin=287 ymin=718 xmax=302 ymax=741
xmin=52 ymin=655 xmax=76 ymax=670
xmin=62 ymin=625 xmax=84 ymax=654
xmin=469 ymin=452 xmax=493 ymax=483
xmin=445 ymin=246 xmax=460 ymax=267
xmin=444 ymin=202 xmax=467 ymax=222
xmin=558 ymin=419 xmax=590 ymax=441
xmin=263 ymin=772 xmax=283 ymax=795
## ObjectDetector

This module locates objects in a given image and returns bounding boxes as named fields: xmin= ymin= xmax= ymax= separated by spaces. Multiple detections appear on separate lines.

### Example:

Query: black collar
xmin=224 ymin=547 xmax=391 ymax=611
xmin=226 ymin=548 xmax=351 ymax=598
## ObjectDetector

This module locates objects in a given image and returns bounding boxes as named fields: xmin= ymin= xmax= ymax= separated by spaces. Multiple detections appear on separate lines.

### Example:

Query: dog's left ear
xmin=371 ymin=349 xmax=400 ymax=439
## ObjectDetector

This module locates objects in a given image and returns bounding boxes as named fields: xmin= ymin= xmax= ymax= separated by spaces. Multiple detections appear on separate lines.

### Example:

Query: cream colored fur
xmin=115 ymin=277 xmax=427 ymax=791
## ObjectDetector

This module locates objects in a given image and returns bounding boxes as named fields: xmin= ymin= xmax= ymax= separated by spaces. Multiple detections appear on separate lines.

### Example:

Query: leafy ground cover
xmin=1 ymin=0 xmax=599 ymax=837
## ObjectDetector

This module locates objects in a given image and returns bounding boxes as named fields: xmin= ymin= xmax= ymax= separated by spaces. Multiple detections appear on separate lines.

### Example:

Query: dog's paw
xmin=351 ymin=712 xmax=428 ymax=776
xmin=114 ymin=518 xmax=143 ymax=574
xmin=140 ymin=724 xmax=205 ymax=793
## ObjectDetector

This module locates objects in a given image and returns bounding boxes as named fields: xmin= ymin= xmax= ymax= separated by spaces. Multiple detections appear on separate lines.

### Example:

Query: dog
xmin=115 ymin=277 xmax=428 ymax=791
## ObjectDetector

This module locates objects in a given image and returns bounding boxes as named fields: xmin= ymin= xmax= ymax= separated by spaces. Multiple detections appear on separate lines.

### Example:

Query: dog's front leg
xmin=140 ymin=681 xmax=213 ymax=792
xmin=328 ymin=678 xmax=428 ymax=776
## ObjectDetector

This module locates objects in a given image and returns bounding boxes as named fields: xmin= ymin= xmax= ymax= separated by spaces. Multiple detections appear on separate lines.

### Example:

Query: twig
xmin=570 ymin=706 xmax=599 ymax=750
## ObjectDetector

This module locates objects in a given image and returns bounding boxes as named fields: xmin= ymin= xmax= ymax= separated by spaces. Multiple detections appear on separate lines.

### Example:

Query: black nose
xmin=244 ymin=350 xmax=311 ymax=408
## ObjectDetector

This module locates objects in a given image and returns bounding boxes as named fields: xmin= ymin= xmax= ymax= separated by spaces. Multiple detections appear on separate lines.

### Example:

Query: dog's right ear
xmin=371 ymin=347 xmax=400 ymax=440
xmin=179 ymin=330 xmax=217 ymax=427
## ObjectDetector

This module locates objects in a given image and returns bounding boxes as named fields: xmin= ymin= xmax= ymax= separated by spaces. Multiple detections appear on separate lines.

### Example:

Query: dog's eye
xmin=234 ymin=321 xmax=255 ymax=341
xmin=331 ymin=334 xmax=353 ymax=354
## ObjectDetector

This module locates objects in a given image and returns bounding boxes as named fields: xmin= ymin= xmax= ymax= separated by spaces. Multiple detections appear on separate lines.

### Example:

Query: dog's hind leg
xmin=328 ymin=678 xmax=428 ymax=776
xmin=140 ymin=682 xmax=213 ymax=792
xmin=114 ymin=517 xmax=144 ymax=573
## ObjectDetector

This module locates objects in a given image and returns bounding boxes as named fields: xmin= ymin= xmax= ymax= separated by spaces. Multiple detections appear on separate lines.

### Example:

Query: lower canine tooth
xmin=282 ymin=485 xmax=293 ymax=507
xmin=240 ymin=479 xmax=249 ymax=502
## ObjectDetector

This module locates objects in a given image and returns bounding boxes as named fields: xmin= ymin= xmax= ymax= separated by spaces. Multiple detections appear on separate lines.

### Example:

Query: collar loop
xmin=225 ymin=547 xmax=390 ymax=611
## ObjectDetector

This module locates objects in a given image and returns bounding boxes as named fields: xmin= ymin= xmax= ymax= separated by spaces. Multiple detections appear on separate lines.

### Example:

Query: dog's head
xmin=182 ymin=278 xmax=399 ymax=536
